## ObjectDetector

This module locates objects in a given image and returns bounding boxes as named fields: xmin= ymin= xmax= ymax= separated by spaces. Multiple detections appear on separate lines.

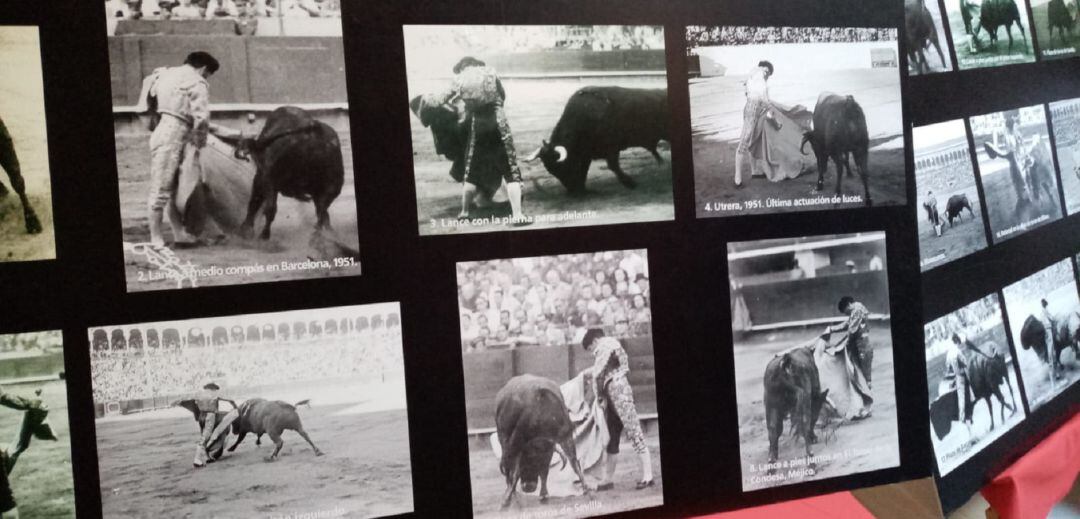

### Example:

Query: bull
xmin=494 ymin=374 xmax=592 ymax=509
xmin=963 ymin=345 xmax=1018 ymax=431
xmin=969 ymin=0 xmax=1029 ymax=53
xmin=905 ymin=0 xmax=948 ymax=74
xmin=177 ymin=397 xmax=323 ymax=463
xmin=524 ymin=86 xmax=668 ymax=195
xmin=1047 ymin=0 xmax=1076 ymax=46
xmin=945 ymin=194 xmax=975 ymax=226
xmin=801 ymin=93 xmax=872 ymax=206
xmin=763 ymin=345 xmax=829 ymax=474
xmin=0 ymin=116 xmax=42 ymax=234
xmin=1020 ymin=313 xmax=1080 ymax=380
xmin=233 ymin=106 xmax=345 ymax=240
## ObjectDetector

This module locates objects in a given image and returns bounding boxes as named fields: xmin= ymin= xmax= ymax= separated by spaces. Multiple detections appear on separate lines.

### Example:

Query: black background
xmin=913 ymin=0 xmax=1080 ymax=513
xmin=0 ymin=0 xmax=1073 ymax=517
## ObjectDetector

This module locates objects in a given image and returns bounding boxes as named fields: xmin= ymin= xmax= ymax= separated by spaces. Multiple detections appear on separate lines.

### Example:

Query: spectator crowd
xmin=90 ymin=327 xmax=402 ymax=403
xmin=0 ymin=331 xmax=63 ymax=357
xmin=105 ymin=0 xmax=340 ymax=20
xmin=457 ymin=250 xmax=653 ymax=352
xmin=687 ymin=26 xmax=897 ymax=51
xmin=924 ymin=295 xmax=1001 ymax=353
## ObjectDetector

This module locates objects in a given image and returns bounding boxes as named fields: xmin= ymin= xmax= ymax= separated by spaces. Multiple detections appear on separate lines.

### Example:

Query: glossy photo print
xmin=687 ymin=26 xmax=906 ymax=217
xmin=0 ymin=331 xmax=73 ymax=518
xmin=456 ymin=250 xmax=664 ymax=518
xmin=924 ymin=294 xmax=1025 ymax=476
xmin=404 ymin=25 xmax=674 ymax=235
xmin=905 ymin=0 xmax=956 ymax=74
xmin=88 ymin=303 xmax=414 ymax=518
xmin=970 ymin=105 xmax=1063 ymax=244
xmin=913 ymin=119 xmax=989 ymax=272
xmin=728 ymin=232 xmax=900 ymax=491
xmin=1048 ymin=98 xmax=1080 ymax=215
xmin=1031 ymin=0 xmax=1080 ymax=61
xmin=1001 ymin=259 xmax=1080 ymax=411
xmin=944 ymin=0 xmax=1037 ymax=69
xmin=106 ymin=8 xmax=361 ymax=291
xmin=0 ymin=26 xmax=54 ymax=262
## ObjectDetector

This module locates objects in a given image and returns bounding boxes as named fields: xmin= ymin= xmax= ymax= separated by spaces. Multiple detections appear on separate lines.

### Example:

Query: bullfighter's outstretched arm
xmin=0 ymin=388 xmax=41 ymax=412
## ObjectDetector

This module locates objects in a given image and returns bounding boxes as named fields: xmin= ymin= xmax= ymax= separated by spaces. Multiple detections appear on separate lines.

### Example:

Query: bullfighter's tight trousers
xmin=147 ymin=116 xmax=195 ymax=245
xmin=463 ymin=104 xmax=526 ymax=220
xmin=735 ymin=98 xmax=768 ymax=186
xmin=607 ymin=376 xmax=653 ymax=482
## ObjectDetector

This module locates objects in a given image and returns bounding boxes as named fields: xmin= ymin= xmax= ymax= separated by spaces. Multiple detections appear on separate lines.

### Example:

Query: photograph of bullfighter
xmin=1031 ymin=0 xmax=1080 ymax=60
xmin=727 ymin=232 xmax=899 ymax=491
xmin=88 ymin=303 xmax=415 ymax=518
xmin=0 ymin=27 xmax=54 ymax=263
xmin=0 ymin=331 xmax=74 ymax=518
xmin=685 ymin=26 xmax=906 ymax=218
xmin=913 ymin=119 xmax=989 ymax=272
xmin=106 ymin=11 xmax=361 ymax=292
xmin=944 ymin=0 xmax=1036 ymax=69
xmin=456 ymin=250 xmax=664 ymax=518
xmin=1002 ymin=259 xmax=1080 ymax=411
xmin=1048 ymin=98 xmax=1080 ymax=216
xmin=924 ymin=294 xmax=1025 ymax=476
xmin=403 ymin=25 xmax=674 ymax=236
xmin=970 ymin=106 xmax=1063 ymax=244
xmin=906 ymin=0 xmax=956 ymax=74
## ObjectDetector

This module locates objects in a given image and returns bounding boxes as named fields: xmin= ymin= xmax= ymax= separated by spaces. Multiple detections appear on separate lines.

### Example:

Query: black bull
xmin=1020 ymin=313 xmax=1080 ymax=377
xmin=945 ymin=194 xmax=975 ymax=226
xmin=525 ymin=86 xmax=669 ymax=194
xmin=801 ymin=93 xmax=872 ymax=206
xmin=905 ymin=0 xmax=948 ymax=74
xmin=763 ymin=346 xmax=828 ymax=473
xmin=232 ymin=106 xmax=345 ymax=240
xmin=177 ymin=398 xmax=323 ymax=462
xmin=494 ymin=374 xmax=592 ymax=509
xmin=929 ymin=347 xmax=1016 ymax=440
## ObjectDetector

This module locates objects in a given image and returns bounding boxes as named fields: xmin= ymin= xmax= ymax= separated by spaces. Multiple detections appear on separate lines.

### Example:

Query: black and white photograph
xmin=943 ymin=0 xmax=1037 ymax=69
xmin=728 ymin=232 xmax=900 ymax=491
xmin=1001 ymin=259 xmax=1080 ymax=411
xmin=1031 ymin=0 xmax=1080 ymax=60
xmin=971 ymin=105 xmax=1063 ymax=243
xmin=404 ymin=25 xmax=673 ymax=235
xmin=1048 ymin=98 xmax=1080 ymax=215
xmin=906 ymin=0 xmax=956 ymax=74
xmin=456 ymin=250 xmax=663 ymax=517
xmin=89 ymin=303 xmax=414 ymax=518
xmin=107 ymin=6 xmax=361 ymax=292
xmin=924 ymin=294 xmax=1025 ymax=477
xmin=914 ymin=119 xmax=988 ymax=271
xmin=0 ymin=27 xmax=54 ymax=263
xmin=0 ymin=331 xmax=74 ymax=518
xmin=686 ymin=26 xmax=906 ymax=217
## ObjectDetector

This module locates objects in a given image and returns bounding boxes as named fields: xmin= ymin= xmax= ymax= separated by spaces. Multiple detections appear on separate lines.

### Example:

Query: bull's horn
xmin=554 ymin=145 xmax=568 ymax=163
xmin=523 ymin=147 xmax=543 ymax=162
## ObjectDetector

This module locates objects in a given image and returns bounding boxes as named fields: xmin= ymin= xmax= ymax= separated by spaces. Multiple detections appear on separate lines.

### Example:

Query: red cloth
xmin=981 ymin=411 xmax=1080 ymax=519
xmin=692 ymin=491 xmax=873 ymax=519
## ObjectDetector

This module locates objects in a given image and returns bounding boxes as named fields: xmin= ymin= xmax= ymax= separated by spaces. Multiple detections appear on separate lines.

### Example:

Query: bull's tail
xmin=800 ymin=132 xmax=813 ymax=155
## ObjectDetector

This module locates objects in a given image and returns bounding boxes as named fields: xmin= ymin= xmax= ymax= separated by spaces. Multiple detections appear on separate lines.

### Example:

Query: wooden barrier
xmin=740 ymin=271 xmax=890 ymax=326
xmin=463 ymin=336 xmax=657 ymax=429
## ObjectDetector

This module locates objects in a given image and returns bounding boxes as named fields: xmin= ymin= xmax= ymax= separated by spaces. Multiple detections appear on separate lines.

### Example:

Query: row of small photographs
xmin=9 ymin=22 xmax=907 ymax=288
xmin=727 ymin=232 xmax=901 ymax=491
xmin=924 ymin=255 xmax=1080 ymax=477
xmin=914 ymin=100 xmax=1080 ymax=272
xmin=907 ymin=0 xmax=1080 ymax=75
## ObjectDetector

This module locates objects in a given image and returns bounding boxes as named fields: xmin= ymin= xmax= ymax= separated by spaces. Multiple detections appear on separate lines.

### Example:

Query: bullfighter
xmin=193 ymin=382 xmax=237 ymax=468
xmin=825 ymin=296 xmax=874 ymax=401
xmin=140 ymin=51 xmax=219 ymax=247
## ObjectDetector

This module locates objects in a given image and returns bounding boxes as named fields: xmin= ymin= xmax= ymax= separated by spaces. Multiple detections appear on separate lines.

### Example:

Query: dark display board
xmin=0 ymin=0 xmax=1074 ymax=518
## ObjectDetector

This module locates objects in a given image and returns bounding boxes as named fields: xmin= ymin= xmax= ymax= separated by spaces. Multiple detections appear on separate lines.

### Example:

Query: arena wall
xmin=0 ymin=353 xmax=64 ymax=382
xmin=741 ymin=271 xmax=891 ymax=325
xmin=462 ymin=336 xmax=657 ymax=430
xmin=109 ymin=35 xmax=347 ymax=107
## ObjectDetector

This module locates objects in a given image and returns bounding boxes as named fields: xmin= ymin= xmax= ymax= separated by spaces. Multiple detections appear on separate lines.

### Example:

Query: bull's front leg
xmin=240 ymin=172 xmax=268 ymax=239
xmin=606 ymin=153 xmax=637 ymax=189
xmin=539 ymin=465 xmax=551 ymax=502
xmin=855 ymin=149 xmax=872 ymax=206
xmin=814 ymin=155 xmax=828 ymax=193
xmin=501 ymin=460 xmax=520 ymax=509
xmin=259 ymin=190 xmax=278 ymax=240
